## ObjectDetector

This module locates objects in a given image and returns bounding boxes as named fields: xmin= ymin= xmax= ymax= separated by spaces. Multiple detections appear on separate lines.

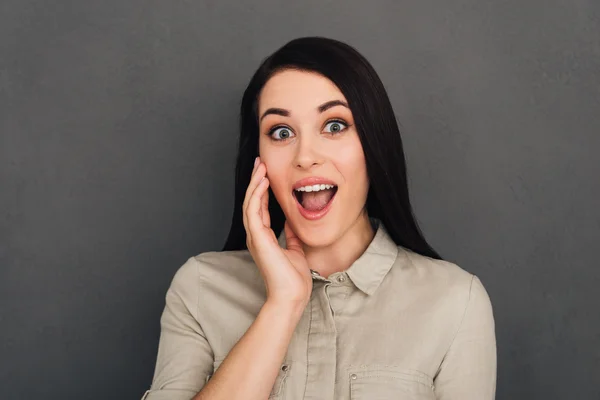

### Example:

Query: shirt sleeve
xmin=142 ymin=257 xmax=214 ymax=400
xmin=433 ymin=274 xmax=497 ymax=400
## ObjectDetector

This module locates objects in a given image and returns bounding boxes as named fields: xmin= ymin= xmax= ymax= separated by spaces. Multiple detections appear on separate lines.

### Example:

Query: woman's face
xmin=258 ymin=69 xmax=370 ymax=248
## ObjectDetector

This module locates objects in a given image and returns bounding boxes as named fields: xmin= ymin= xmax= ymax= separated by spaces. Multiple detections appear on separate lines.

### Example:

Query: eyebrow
xmin=259 ymin=100 xmax=349 ymax=123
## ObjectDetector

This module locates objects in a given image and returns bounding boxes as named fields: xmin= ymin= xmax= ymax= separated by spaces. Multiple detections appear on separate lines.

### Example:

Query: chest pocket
xmin=348 ymin=365 xmax=435 ymax=400
xmin=209 ymin=359 xmax=292 ymax=399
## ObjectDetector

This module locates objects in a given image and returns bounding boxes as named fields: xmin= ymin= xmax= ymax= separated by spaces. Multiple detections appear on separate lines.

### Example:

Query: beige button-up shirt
xmin=142 ymin=220 xmax=496 ymax=399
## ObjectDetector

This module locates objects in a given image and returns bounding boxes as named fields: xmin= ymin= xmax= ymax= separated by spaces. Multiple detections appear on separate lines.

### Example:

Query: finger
xmin=243 ymin=160 xmax=264 ymax=207
xmin=251 ymin=156 xmax=260 ymax=175
xmin=245 ymin=155 xmax=260 ymax=194
xmin=243 ymin=161 xmax=265 ymax=225
xmin=284 ymin=220 xmax=304 ymax=253
xmin=248 ymin=177 xmax=270 ymax=234
xmin=260 ymin=184 xmax=271 ymax=228
xmin=244 ymin=172 xmax=263 ymax=247
xmin=242 ymin=158 xmax=262 ymax=240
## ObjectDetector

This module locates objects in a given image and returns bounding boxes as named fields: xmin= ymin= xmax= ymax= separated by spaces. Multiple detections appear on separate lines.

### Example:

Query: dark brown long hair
xmin=222 ymin=36 xmax=442 ymax=261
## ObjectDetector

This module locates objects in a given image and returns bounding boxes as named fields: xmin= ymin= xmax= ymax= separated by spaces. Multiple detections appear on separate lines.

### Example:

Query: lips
xmin=292 ymin=176 xmax=338 ymax=190
xmin=292 ymin=176 xmax=338 ymax=221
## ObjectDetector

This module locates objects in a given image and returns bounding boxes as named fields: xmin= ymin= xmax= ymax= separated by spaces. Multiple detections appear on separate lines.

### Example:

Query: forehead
xmin=258 ymin=70 xmax=347 ymax=115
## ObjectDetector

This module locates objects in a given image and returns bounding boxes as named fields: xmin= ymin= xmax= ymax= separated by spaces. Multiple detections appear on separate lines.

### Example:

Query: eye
xmin=323 ymin=120 xmax=348 ymax=134
xmin=269 ymin=126 xmax=296 ymax=141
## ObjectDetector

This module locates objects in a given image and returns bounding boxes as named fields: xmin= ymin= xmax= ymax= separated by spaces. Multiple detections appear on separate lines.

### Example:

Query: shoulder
xmin=170 ymin=249 xmax=257 ymax=284
xmin=396 ymin=246 xmax=494 ymax=316
xmin=167 ymin=249 xmax=264 ymax=298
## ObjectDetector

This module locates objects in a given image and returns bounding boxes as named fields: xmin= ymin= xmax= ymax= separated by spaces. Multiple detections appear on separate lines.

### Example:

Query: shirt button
xmin=281 ymin=364 xmax=289 ymax=372
xmin=350 ymin=373 xmax=357 ymax=380
xmin=337 ymin=275 xmax=346 ymax=282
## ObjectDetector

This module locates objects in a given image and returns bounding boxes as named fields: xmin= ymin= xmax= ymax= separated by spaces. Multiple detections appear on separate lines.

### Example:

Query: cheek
xmin=335 ymin=141 xmax=368 ymax=190
xmin=261 ymin=154 xmax=291 ymax=202
xmin=265 ymin=167 xmax=287 ymax=195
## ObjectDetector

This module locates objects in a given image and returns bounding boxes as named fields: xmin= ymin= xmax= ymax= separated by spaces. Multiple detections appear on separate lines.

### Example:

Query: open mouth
xmin=293 ymin=184 xmax=338 ymax=214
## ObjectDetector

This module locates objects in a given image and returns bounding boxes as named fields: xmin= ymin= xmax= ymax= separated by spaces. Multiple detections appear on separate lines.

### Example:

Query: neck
xmin=302 ymin=210 xmax=376 ymax=279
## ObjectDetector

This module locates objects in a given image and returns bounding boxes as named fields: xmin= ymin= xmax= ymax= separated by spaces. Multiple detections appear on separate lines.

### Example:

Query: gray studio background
xmin=1 ymin=1 xmax=599 ymax=399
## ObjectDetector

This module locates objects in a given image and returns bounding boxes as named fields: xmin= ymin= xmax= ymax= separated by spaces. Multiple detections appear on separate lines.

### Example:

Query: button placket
xmin=303 ymin=281 xmax=337 ymax=399
xmin=325 ymin=275 xmax=351 ymax=319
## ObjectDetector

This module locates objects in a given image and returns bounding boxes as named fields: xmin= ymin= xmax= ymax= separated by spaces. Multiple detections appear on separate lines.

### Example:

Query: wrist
xmin=262 ymin=298 xmax=308 ymax=320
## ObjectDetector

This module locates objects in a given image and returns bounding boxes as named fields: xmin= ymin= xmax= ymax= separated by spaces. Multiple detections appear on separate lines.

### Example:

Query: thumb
xmin=284 ymin=220 xmax=304 ymax=254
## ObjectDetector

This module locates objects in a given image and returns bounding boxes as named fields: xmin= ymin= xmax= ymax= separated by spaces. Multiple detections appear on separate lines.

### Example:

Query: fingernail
xmin=254 ymin=157 xmax=259 ymax=167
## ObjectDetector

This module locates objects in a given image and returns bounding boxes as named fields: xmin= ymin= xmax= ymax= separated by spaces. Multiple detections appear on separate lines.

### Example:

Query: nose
xmin=293 ymin=134 xmax=324 ymax=170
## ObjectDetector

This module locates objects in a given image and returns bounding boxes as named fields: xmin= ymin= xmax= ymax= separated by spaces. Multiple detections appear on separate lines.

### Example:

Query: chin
xmin=287 ymin=214 xmax=341 ymax=249
xmin=301 ymin=227 xmax=338 ymax=248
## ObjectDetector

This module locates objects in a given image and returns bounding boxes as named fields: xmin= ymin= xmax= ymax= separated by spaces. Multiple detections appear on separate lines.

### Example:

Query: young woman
xmin=142 ymin=37 xmax=497 ymax=400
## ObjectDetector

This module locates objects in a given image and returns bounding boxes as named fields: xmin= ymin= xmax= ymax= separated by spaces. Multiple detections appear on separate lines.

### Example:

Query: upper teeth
xmin=295 ymin=184 xmax=336 ymax=192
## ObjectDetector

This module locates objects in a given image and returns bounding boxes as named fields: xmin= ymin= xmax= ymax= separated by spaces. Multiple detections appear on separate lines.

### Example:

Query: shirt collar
xmin=277 ymin=218 xmax=399 ymax=296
